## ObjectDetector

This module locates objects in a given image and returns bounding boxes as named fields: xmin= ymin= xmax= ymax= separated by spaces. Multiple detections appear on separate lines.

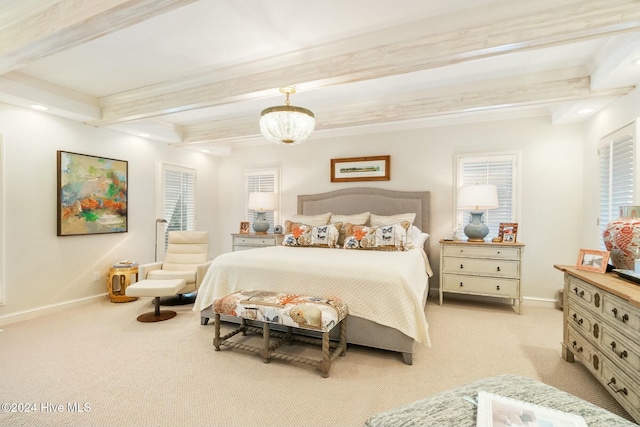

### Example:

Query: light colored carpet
xmin=0 ymin=295 xmax=634 ymax=427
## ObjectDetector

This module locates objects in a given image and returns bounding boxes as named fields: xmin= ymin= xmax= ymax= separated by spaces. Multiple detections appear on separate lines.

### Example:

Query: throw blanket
xmin=194 ymin=246 xmax=432 ymax=345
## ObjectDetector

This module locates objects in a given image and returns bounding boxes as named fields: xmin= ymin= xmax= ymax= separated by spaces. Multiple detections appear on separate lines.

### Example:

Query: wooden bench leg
xmin=260 ymin=322 xmax=271 ymax=363
xmin=213 ymin=314 xmax=221 ymax=351
xmin=340 ymin=319 xmax=347 ymax=356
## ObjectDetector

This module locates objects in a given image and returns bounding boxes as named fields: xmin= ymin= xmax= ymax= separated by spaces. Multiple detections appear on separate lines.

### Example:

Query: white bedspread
xmin=194 ymin=246 xmax=432 ymax=345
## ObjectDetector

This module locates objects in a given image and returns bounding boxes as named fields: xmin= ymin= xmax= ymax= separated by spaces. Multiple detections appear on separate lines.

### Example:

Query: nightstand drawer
xmin=442 ymin=245 xmax=520 ymax=260
xmin=233 ymin=236 xmax=277 ymax=246
xmin=442 ymin=257 xmax=519 ymax=277
xmin=442 ymin=273 xmax=519 ymax=297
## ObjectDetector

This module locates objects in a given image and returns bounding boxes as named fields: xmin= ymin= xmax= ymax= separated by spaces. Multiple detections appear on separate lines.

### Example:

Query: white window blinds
xmin=599 ymin=123 xmax=635 ymax=247
xmin=456 ymin=154 xmax=518 ymax=238
xmin=162 ymin=164 xmax=196 ymax=246
xmin=245 ymin=169 xmax=280 ymax=232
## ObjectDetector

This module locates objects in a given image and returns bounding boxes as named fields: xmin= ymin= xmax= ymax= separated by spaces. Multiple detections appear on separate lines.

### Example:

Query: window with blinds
xmin=245 ymin=169 xmax=280 ymax=233
xmin=161 ymin=164 xmax=196 ymax=247
xmin=599 ymin=123 xmax=636 ymax=248
xmin=456 ymin=153 xmax=518 ymax=238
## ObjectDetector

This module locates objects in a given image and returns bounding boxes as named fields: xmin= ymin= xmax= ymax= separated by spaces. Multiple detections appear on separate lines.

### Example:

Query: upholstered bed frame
xmin=297 ymin=187 xmax=431 ymax=364
xmin=201 ymin=187 xmax=431 ymax=365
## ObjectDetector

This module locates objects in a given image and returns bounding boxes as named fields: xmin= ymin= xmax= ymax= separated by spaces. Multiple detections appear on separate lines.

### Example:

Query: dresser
xmin=232 ymin=233 xmax=284 ymax=251
xmin=556 ymin=265 xmax=640 ymax=423
xmin=439 ymin=240 xmax=525 ymax=313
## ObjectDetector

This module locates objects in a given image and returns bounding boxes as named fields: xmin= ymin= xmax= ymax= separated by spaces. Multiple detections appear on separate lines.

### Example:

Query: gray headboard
xmin=297 ymin=188 xmax=430 ymax=248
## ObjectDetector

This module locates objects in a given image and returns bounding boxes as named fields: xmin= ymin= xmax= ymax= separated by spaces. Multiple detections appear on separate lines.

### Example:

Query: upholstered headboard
xmin=297 ymin=187 xmax=430 ymax=250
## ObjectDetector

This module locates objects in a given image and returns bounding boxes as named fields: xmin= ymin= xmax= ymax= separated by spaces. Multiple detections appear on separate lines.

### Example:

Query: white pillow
xmin=411 ymin=226 xmax=430 ymax=248
xmin=370 ymin=213 xmax=416 ymax=227
xmin=330 ymin=212 xmax=370 ymax=226
xmin=291 ymin=212 xmax=332 ymax=226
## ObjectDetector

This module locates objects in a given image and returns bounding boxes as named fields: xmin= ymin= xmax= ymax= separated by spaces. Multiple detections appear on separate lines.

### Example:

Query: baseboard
xmin=0 ymin=293 xmax=108 ymax=327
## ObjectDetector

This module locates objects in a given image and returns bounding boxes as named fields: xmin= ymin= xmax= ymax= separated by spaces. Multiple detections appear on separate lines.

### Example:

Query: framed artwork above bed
xmin=330 ymin=155 xmax=390 ymax=182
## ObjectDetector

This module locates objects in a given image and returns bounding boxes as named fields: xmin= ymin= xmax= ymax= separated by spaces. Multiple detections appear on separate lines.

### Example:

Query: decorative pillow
xmin=282 ymin=220 xmax=342 ymax=248
xmin=290 ymin=212 xmax=332 ymax=226
xmin=343 ymin=221 xmax=411 ymax=251
xmin=411 ymin=225 xmax=430 ymax=249
xmin=330 ymin=212 xmax=370 ymax=246
xmin=370 ymin=213 xmax=416 ymax=227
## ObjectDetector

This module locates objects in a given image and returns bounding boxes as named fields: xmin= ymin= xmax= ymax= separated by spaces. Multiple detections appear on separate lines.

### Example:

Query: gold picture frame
xmin=576 ymin=249 xmax=610 ymax=273
xmin=330 ymin=155 xmax=390 ymax=182
xmin=239 ymin=221 xmax=250 ymax=234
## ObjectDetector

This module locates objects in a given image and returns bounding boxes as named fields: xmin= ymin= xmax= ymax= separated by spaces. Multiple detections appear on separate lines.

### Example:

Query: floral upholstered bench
xmin=212 ymin=290 xmax=348 ymax=377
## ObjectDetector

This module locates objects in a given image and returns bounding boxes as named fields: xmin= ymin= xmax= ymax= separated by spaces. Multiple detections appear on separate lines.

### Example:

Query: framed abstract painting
xmin=57 ymin=151 xmax=128 ymax=236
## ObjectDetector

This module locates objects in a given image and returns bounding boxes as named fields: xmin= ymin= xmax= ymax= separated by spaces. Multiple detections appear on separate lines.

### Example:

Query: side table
xmin=108 ymin=263 xmax=139 ymax=303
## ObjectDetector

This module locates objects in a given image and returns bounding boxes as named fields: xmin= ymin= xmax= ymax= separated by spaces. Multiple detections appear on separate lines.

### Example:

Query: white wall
xmin=217 ymin=116 xmax=585 ymax=301
xmin=0 ymin=103 xmax=218 ymax=320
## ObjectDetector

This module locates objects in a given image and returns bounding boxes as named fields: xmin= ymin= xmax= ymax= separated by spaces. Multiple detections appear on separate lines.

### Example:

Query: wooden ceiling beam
xmin=0 ymin=0 xmax=198 ymax=75
xmin=94 ymin=0 xmax=640 ymax=126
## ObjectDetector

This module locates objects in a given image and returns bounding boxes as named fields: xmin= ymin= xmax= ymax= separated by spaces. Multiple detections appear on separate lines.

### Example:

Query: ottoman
xmin=364 ymin=374 xmax=636 ymax=426
xmin=213 ymin=290 xmax=348 ymax=377
xmin=125 ymin=279 xmax=186 ymax=322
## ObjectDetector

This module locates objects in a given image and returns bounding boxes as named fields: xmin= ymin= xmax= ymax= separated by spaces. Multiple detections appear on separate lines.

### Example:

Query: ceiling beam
xmin=93 ymin=0 xmax=640 ymax=126
xmin=178 ymin=75 xmax=634 ymax=145
xmin=0 ymin=0 xmax=198 ymax=75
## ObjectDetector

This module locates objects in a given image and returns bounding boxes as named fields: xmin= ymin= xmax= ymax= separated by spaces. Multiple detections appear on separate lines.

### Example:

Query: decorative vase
xmin=603 ymin=206 xmax=640 ymax=270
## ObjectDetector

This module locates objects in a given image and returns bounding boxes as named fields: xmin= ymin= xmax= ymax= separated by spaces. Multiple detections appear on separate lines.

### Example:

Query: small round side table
xmin=108 ymin=264 xmax=139 ymax=303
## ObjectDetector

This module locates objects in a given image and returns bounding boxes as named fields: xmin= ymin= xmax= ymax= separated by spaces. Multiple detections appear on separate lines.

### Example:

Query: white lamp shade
xmin=457 ymin=184 xmax=499 ymax=210
xmin=248 ymin=192 xmax=276 ymax=211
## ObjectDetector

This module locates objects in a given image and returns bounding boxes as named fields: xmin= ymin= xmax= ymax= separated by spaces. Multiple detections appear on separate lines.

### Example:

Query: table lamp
xmin=247 ymin=192 xmax=276 ymax=234
xmin=457 ymin=184 xmax=499 ymax=242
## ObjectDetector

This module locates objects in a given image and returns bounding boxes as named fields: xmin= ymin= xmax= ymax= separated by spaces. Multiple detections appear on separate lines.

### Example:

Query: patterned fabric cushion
xmin=213 ymin=290 xmax=348 ymax=333
xmin=370 ymin=213 xmax=416 ymax=227
xmin=331 ymin=212 xmax=371 ymax=246
xmin=282 ymin=221 xmax=342 ymax=248
xmin=364 ymin=374 xmax=636 ymax=427
xmin=343 ymin=221 xmax=411 ymax=251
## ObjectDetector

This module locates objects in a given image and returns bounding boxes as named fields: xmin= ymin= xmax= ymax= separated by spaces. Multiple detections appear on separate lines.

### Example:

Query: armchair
xmin=138 ymin=231 xmax=211 ymax=299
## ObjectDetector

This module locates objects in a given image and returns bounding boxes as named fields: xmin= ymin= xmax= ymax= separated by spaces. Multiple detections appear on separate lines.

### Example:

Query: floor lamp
xmin=155 ymin=219 xmax=168 ymax=262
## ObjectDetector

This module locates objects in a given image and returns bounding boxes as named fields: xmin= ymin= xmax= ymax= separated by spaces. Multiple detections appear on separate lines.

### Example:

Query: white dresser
xmin=439 ymin=240 xmax=525 ymax=313
xmin=232 ymin=233 xmax=284 ymax=251
xmin=557 ymin=265 xmax=640 ymax=423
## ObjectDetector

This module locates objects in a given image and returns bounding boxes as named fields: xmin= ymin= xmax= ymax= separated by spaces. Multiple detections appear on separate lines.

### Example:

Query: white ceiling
xmin=1 ymin=0 xmax=640 ymax=155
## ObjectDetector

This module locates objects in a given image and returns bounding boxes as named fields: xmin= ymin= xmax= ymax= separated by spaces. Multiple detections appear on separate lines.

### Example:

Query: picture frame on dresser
xmin=497 ymin=222 xmax=518 ymax=243
xmin=239 ymin=221 xmax=250 ymax=234
xmin=575 ymin=249 xmax=610 ymax=273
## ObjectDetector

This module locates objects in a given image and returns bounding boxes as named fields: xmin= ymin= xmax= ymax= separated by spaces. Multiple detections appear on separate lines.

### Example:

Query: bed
xmin=195 ymin=187 xmax=432 ymax=364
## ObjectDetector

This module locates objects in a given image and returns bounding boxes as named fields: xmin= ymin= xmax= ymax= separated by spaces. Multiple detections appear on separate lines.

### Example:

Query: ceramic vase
xmin=603 ymin=206 xmax=640 ymax=270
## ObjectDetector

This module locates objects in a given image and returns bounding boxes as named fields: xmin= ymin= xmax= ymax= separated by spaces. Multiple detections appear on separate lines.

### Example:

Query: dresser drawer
xmin=442 ymin=257 xmax=519 ymax=277
xmin=442 ymin=245 xmax=520 ymax=260
xmin=442 ymin=274 xmax=518 ymax=297
xmin=566 ymin=277 xmax=598 ymax=308
xmin=602 ymin=293 xmax=640 ymax=335
xmin=233 ymin=236 xmax=278 ymax=247
xmin=567 ymin=304 xmax=594 ymax=337
xmin=601 ymin=326 xmax=640 ymax=373
xmin=601 ymin=361 xmax=640 ymax=417
xmin=567 ymin=327 xmax=594 ymax=368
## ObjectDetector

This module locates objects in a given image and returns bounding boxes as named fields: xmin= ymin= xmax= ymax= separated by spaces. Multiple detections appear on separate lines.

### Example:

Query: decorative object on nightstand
xmin=232 ymin=233 xmax=284 ymax=251
xmin=439 ymin=240 xmax=525 ymax=314
xmin=107 ymin=261 xmax=139 ymax=303
xmin=274 ymin=224 xmax=283 ymax=234
xmin=247 ymin=192 xmax=276 ymax=234
xmin=603 ymin=205 xmax=640 ymax=270
xmin=457 ymin=184 xmax=499 ymax=242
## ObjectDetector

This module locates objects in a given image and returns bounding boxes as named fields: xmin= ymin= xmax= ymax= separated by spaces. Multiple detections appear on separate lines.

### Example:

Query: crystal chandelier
xmin=259 ymin=86 xmax=315 ymax=144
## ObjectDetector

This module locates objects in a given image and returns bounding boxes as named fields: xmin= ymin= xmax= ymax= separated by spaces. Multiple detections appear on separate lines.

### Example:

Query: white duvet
xmin=194 ymin=246 xmax=432 ymax=345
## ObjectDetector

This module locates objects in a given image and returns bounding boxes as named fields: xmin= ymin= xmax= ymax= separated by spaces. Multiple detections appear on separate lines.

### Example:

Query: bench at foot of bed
xmin=212 ymin=290 xmax=348 ymax=378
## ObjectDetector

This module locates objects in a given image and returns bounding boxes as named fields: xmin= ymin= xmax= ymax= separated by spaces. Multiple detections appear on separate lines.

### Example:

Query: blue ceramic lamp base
xmin=463 ymin=211 xmax=489 ymax=242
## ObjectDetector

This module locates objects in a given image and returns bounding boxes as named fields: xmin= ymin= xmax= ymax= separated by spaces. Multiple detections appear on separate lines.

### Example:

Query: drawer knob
xmin=572 ymin=341 xmax=583 ymax=353
xmin=460 ymin=264 xmax=464 ymax=269
xmin=459 ymin=282 xmax=463 ymax=287
xmin=610 ymin=341 xmax=628 ymax=359
xmin=572 ymin=313 xmax=583 ymax=325
xmin=496 ymin=285 xmax=500 ymax=291
xmin=496 ymin=266 xmax=501 ymax=272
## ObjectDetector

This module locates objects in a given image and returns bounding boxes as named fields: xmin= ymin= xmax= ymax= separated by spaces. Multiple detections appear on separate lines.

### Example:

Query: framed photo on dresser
xmin=497 ymin=223 xmax=518 ymax=243
xmin=576 ymin=249 xmax=610 ymax=273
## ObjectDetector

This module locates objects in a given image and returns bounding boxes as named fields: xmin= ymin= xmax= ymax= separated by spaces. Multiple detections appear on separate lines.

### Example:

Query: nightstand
xmin=439 ymin=239 xmax=525 ymax=313
xmin=232 ymin=233 xmax=284 ymax=251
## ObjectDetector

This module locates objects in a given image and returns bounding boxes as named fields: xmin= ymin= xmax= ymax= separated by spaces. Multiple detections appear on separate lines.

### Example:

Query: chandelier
xmin=259 ymin=86 xmax=315 ymax=144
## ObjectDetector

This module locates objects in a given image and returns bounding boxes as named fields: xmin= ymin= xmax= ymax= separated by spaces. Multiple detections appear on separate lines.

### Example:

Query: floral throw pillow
xmin=282 ymin=220 xmax=342 ymax=248
xmin=343 ymin=221 xmax=411 ymax=251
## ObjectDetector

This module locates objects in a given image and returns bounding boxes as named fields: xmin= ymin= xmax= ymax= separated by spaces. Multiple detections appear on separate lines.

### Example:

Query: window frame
xmin=454 ymin=152 xmax=520 ymax=239
xmin=158 ymin=163 xmax=196 ymax=255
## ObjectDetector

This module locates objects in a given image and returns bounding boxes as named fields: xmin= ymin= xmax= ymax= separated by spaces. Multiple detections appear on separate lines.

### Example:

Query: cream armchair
xmin=138 ymin=231 xmax=211 ymax=298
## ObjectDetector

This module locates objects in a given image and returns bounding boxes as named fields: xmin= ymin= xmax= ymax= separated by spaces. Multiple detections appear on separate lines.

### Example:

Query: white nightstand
xmin=232 ymin=233 xmax=284 ymax=251
xmin=439 ymin=239 xmax=525 ymax=313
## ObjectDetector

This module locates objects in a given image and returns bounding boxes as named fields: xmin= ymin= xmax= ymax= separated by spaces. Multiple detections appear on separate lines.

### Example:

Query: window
xmin=245 ymin=168 xmax=280 ymax=232
xmin=599 ymin=122 xmax=636 ymax=247
xmin=456 ymin=153 xmax=519 ymax=238
xmin=161 ymin=164 xmax=196 ymax=248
